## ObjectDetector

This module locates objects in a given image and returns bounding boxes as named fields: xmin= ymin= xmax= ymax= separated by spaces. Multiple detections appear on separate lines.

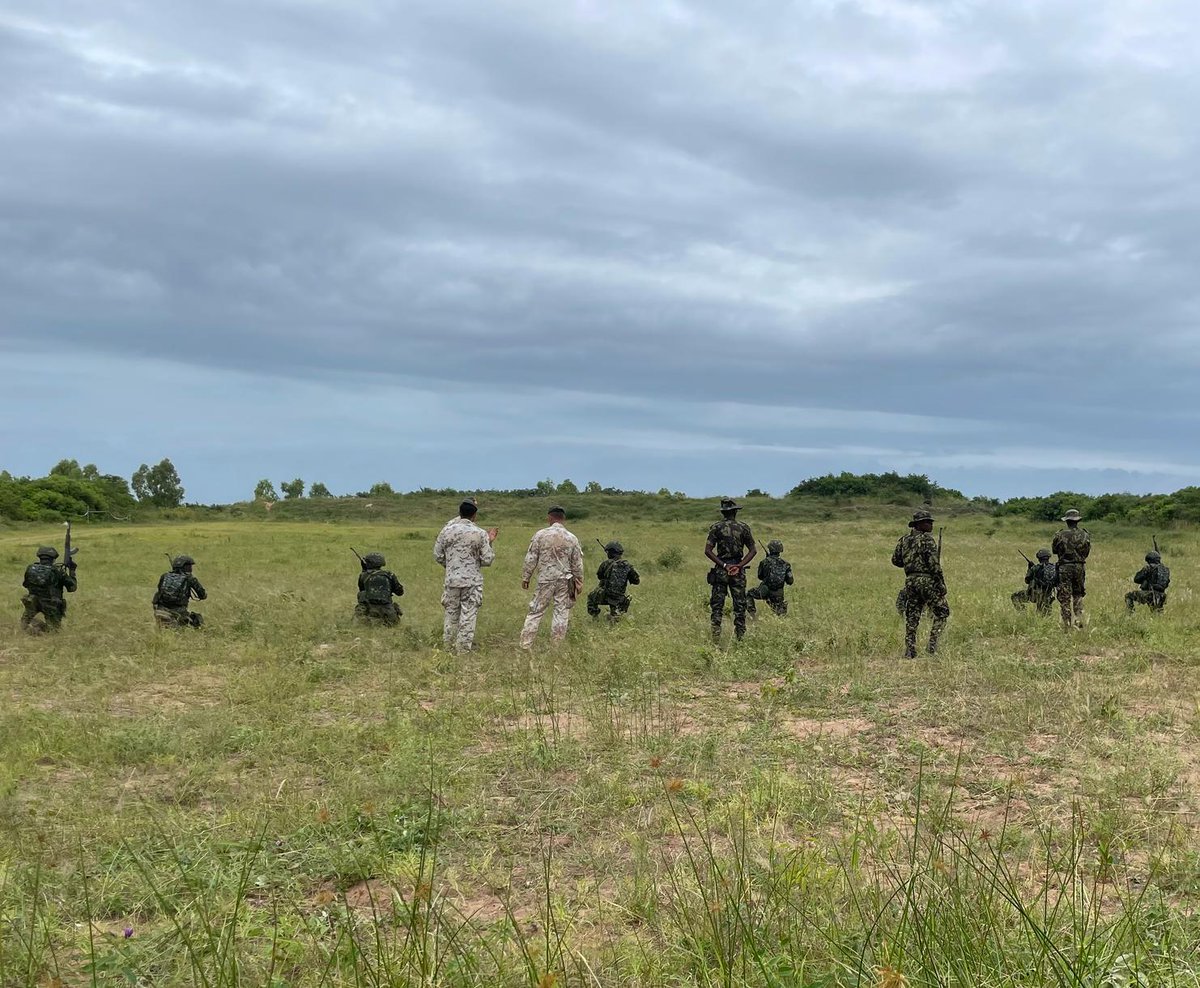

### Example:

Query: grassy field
xmin=2 ymin=505 xmax=1199 ymax=986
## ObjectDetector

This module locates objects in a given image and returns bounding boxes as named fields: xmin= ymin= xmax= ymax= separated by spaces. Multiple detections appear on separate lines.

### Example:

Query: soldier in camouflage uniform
xmin=891 ymin=509 xmax=949 ymax=658
xmin=1052 ymin=509 xmax=1091 ymax=629
xmin=520 ymin=506 xmax=585 ymax=648
xmin=1011 ymin=548 xmax=1058 ymax=615
xmin=705 ymin=497 xmax=757 ymax=641
xmin=153 ymin=555 xmax=207 ymax=628
xmin=434 ymin=499 xmax=497 ymax=652
xmin=587 ymin=541 xmax=641 ymax=622
xmin=20 ymin=546 xmax=77 ymax=633
xmin=1126 ymin=550 xmax=1170 ymax=612
xmin=746 ymin=540 xmax=793 ymax=616
xmin=354 ymin=552 xmax=404 ymax=625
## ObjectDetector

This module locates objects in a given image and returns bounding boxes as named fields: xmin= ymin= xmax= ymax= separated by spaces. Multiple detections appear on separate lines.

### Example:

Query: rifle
xmin=63 ymin=521 xmax=78 ymax=571
xmin=1018 ymin=549 xmax=1034 ymax=567
xmin=595 ymin=538 xmax=607 ymax=552
xmin=937 ymin=527 xmax=943 ymax=561
xmin=351 ymin=547 xmax=366 ymax=571
xmin=1153 ymin=535 xmax=1160 ymax=555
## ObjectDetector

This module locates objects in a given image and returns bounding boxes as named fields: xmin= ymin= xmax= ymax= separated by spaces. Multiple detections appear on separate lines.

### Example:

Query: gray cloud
xmin=2 ymin=1 xmax=1199 ymax=499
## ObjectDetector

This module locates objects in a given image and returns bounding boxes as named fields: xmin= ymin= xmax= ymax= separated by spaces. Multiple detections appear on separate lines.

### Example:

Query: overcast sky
xmin=3 ymin=0 xmax=1198 ymax=503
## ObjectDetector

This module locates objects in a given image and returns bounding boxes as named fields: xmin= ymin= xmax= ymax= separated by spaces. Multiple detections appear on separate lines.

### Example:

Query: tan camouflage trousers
xmin=902 ymin=577 xmax=949 ymax=657
xmin=442 ymin=584 xmax=484 ymax=651
xmin=1056 ymin=563 xmax=1086 ymax=629
xmin=520 ymin=579 xmax=575 ymax=649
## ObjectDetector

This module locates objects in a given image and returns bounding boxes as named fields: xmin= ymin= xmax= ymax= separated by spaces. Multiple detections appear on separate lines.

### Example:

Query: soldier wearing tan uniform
xmin=519 ymin=506 xmax=584 ymax=649
xmin=434 ymin=500 xmax=497 ymax=652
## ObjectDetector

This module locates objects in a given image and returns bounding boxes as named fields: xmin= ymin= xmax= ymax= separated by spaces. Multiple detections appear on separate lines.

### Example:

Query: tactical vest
xmin=760 ymin=556 xmax=789 ymax=591
xmin=1030 ymin=562 xmax=1057 ymax=590
xmin=1144 ymin=563 xmax=1170 ymax=592
xmin=605 ymin=560 xmax=633 ymax=596
xmin=24 ymin=563 xmax=56 ymax=593
xmin=158 ymin=571 xmax=191 ymax=607
xmin=361 ymin=570 xmax=394 ymax=605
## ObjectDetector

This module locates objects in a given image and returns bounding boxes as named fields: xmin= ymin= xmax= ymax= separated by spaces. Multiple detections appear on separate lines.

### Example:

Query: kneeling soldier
xmin=1127 ymin=550 xmax=1170 ymax=612
xmin=1012 ymin=549 xmax=1057 ymax=615
xmin=747 ymin=540 xmax=793 ymax=616
xmin=587 ymin=541 xmax=640 ymax=622
xmin=153 ymin=555 xmax=207 ymax=628
xmin=355 ymin=552 xmax=404 ymax=625
xmin=21 ymin=546 xmax=77 ymax=633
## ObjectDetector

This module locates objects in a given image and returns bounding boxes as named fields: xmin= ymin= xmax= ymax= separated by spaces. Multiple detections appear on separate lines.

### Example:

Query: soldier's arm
xmin=891 ymin=540 xmax=905 ymax=568
xmin=521 ymin=535 xmax=540 ymax=584
xmin=1051 ymin=533 xmax=1064 ymax=555
xmin=358 ymin=571 xmax=368 ymax=591
xmin=433 ymin=528 xmax=448 ymax=567
xmin=478 ymin=531 xmax=495 ymax=568
xmin=1079 ymin=536 xmax=1091 ymax=560
xmin=1133 ymin=566 xmax=1148 ymax=585
xmin=757 ymin=559 xmax=767 ymax=579
xmin=569 ymin=540 xmax=584 ymax=584
xmin=784 ymin=563 xmax=794 ymax=586
xmin=191 ymin=577 xmax=208 ymax=601
xmin=596 ymin=560 xmax=610 ymax=581
xmin=627 ymin=566 xmax=640 ymax=585
xmin=391 ymin=573 xmax=404 ymax=596
xmin=704 ymin=540 xmax=721 ymax=566
xmin=62 ymin=569 xmax=78 ymax=593
xmin=738 ymin=529 xmax=757 ymax=570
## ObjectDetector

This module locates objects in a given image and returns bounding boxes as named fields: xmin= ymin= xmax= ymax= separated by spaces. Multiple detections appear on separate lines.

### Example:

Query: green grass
xmin=2 ymin=512 xmax=1199 ymax=986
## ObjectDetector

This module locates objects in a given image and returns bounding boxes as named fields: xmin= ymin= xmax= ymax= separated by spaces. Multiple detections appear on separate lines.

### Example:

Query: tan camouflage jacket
xmin=522 ymin=523 xmax=584 ymax=585
xmin=434 ymin=517 xmax=495 ymax=588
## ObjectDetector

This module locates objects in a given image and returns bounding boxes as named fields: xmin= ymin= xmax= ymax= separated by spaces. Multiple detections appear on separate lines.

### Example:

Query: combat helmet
xmin=1036 ymin=548 xmax=1051 ymax=560
xmin=604 ymin=541 xmax=624 ymax=557
xmin=1146 ymin=550 xmax=1162 ymax=563
xmin=36 ymin=546 xmax=59 ymax=560
xmin=171 ymin=554 xmax=195 ymax=571
xmin=767 ymin=539 xmax=784 ymax=554
xmin=362 ymin=552 xmax=386 ymax=569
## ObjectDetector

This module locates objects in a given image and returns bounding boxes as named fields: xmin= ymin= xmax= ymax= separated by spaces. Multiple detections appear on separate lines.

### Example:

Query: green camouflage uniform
xmin=1126 ymin=556 xmax=1170 ymax=612
xmin=1012 ymin=558 xmax=1057 ymax=615
xmin=21 ymin=556 xmax=77 ymax=632
xmin=153 ymin=568 xmax=207 ymax=628
xmin=1052 ymin=526 xmax=1090 ymax=628
xmin=707 ymin=517 xmax=756 ymax=640
xmin=356 ymin=564 xmax=404 ymax=625
xmin=747 ymin=548 xmax=793 ymax=616
xmin=891 ymin=530 xmax=949 ymax=657
xmin=587 ymin=556 xmax=641 ymax=621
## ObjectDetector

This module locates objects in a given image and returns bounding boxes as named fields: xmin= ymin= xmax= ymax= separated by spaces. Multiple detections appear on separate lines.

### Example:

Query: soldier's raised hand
xmin=487 ymin=527 xmax=498 ymax=543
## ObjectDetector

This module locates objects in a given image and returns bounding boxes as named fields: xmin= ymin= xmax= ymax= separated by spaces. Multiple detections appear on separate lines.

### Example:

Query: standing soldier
xmin=354 ymin=552 xmax=404 ymax=625
xmin=1011 ymin=549 xmax=1058 ymax=615
xmin=891 ymin=509 xmax=949 ymax=658
xmin=519 ymin=506 xmax=584 ymax=649
xmin=20 ymin=546 xmax=77 ymax=633
xmin=1052 ymin=509 xmax=1091 ymax=629
xmin=587 ymin=541 xmax=640 ymax=622
xmin=705 ymin=497 xmax=757 ymax=642
xmin=1126 ymin=550 xmax=1170 ymax=612
xmin=747 ymin=540 xmax=793 ymax=616
xmin=434 ymin=499 xmax=497 ymax=652
xmin=153 ymin=555 xmax=207 ymax=628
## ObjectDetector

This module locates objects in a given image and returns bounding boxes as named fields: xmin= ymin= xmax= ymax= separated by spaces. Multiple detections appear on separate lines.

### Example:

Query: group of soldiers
xmin=15 ymin=499 xmax=1177 ymax=656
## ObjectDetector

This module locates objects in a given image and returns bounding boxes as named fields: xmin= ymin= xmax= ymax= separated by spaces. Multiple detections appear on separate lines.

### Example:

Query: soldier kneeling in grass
xmin=153 ymin=555 xmax=206 ymax=628
xmin=355 ymin=552 xmax=404 ymax=625
xmin=1126 ymin=550 xmax=1170 ymax=613
xmin=747 ymin=540 xmax=793 ymax=616
xmin=587 ymin=541 xmax=640 ymax=622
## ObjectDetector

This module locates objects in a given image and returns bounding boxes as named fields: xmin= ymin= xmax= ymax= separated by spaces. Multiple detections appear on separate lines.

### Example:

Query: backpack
xmin=362 ymin=570 xmax=394 ymax=605
xmin=24 ymin=563 xmax=56 ymax=593
xmin=1032 ymin=562 xmax=1058 ymax=591
xmin=158 ymin=571 xmax=191 ymax=607
xmin=761 ymin=556 xmax=789 ymax=592
xmin=1148 ymin=563 xmax=1171 ymax=593
xmin=604 ymin=560 xmax=633 ymax=597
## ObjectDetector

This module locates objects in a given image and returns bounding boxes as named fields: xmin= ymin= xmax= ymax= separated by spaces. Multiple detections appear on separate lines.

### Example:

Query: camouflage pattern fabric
xmin=520 ymin=579 xmax=575 ymax=647
xmin=891 ymin=533 xmax=948 ymax=656
xmin=434 ymin=517 xmax=495 ymax=587
xmin=1126 ymin=588 xmax=1167 ymax=612
xmin=154 ymin=605 xmax=204 ymax=629
xmin=153 ymin=571 xmax=206 ymax=609
xmin=1055 ymin=562 xmax=1086 ymax=628
xmin=1011 ymin=587 xmax=1054 ymax=615
xmin=706 ymin=518 xmax=755 ymax=640
xmin=1052 ymin=527 xmax=1091 ymax=564
xmin=587 ymin=558 xmax=640 ymax=620
xmin=20 ymin=561 xmax=77 ymax=633
xmin=355 ymin=569 xmax=404 ymax=623
xmin=746 ymin=553 xmax=792 ymax=617
xmin=522 ymin=523 xmax=584 ymax=585
xmin=442 ymin=584 xmax=485 ymax=651
xmin=1127 ymin=562 xmax=1170 ymax=612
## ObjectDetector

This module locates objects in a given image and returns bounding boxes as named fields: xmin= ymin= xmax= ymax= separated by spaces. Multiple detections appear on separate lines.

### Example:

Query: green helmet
xmin=36 ymin=546 xmax=58 ymax=560
xmin=172 ymin=554 xmax=195 ymax=571
xmin=1146 ymin=550 xmax=1162 ymax=563
xmin=767 ymin=539 xmax=783 ymax=554
xmin=1036 ymin=548 xmax=1051 ymax=560
xmin=604 ymin=540 xmax=624 ymax=556
xmin=363 ymin=552 xmax=386 ymax=569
